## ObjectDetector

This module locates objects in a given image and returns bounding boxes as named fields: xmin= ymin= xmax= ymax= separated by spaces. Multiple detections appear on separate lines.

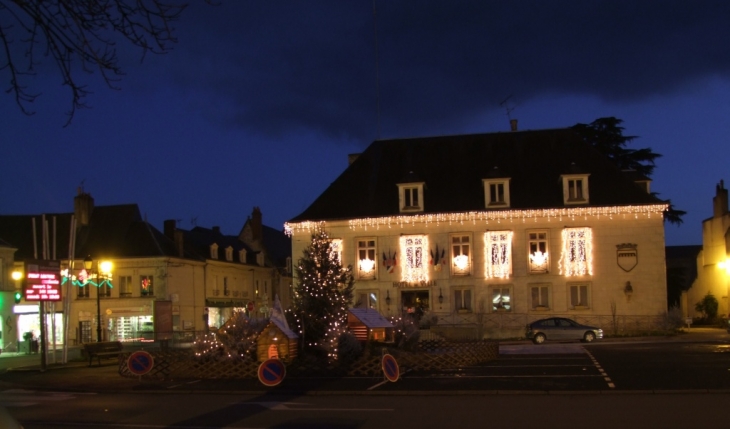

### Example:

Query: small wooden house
xmin=347 ymin=308 xmax=394 ymax=343
xmin=256 ymin=318 xmax=299 ymax=362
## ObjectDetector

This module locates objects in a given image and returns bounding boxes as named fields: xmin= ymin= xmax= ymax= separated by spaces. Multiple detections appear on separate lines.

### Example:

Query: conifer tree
xmin=290 ymin=230 xmax=354 ymax=360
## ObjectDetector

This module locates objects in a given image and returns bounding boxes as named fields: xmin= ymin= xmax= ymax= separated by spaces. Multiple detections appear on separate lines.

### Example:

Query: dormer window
xmin=256 ymin=252 xmax=265 ymax=266
xmin=225 ymin=246 xmax=233 ymax=262
xmin=210 ymin=243 xmax=219 ymax=259
xmin=239 ymin=249 xmax=247 ymax=264
xmin=398 ymin=182 xmax=424 ymax=213
xmin=483 ymin=178 xmax=510 ymax=208
xmin=562 ymin=174 xmax=589 ymax=205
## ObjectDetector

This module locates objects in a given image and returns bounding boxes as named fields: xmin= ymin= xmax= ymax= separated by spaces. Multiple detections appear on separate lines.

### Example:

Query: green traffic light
xmin=14 ymin=291 xmax=22 ymax=304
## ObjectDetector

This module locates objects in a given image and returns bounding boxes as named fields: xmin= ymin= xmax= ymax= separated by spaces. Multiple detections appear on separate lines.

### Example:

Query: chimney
xmin=713 ymin=180 xmax=728 ymax=218
xmin=74 ymin=188 xmax=94 ymax=226
xmin=163 ymin=219 xmax=176 ymax=239
xmin=212 ymin=226 xmax=221 ymax=235
xmin=252 ymin=207 xmax=263 ymax=241
xmin=510 ymin=119 xmax=518 ymax=132
xmin=174 ymin=230 xmax=184 ymax=258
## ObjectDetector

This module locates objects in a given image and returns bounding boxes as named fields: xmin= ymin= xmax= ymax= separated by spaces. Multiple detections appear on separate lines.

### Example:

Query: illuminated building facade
xmin=0 ymin=192 xmax=291 ymax=351
xmin=287 ymin=128 xmax=669 ymax=336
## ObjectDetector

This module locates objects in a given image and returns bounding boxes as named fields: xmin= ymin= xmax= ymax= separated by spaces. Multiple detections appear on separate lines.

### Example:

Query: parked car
xmin=525 ymin=317 xmax=603 ymax=344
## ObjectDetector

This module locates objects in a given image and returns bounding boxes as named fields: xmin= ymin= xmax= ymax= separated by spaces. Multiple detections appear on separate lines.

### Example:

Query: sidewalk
xmin=0 ymin=328 xmax=726 ymax=395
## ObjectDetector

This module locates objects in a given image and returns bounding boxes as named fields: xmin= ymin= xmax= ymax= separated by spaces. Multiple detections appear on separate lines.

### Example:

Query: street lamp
xmin=84 ymin=256 xmax=111 ymax=343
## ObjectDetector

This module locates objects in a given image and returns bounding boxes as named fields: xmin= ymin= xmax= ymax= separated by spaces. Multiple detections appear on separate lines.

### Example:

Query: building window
xmin=398 ymin=183 xmax=425 ymax=213
xmin=528 ymin=230 xmax=550 ymax=273
xmin=357 ymin=238 xmax=377 ymax=280
xmin=225 ymin=247 xmax=233 ymax=262
xmin=119 ymin=275 xmax=132 ymax=297
xmin=491 ymin=286 xmax=512 ymax=311
xmin=100 ymin=279 xmax=112 ymax=298
xmin=530 ymin=283 xmax=551 ymax=310
xmin=451 ymin=234 xmax=471 ymax=276
xmin=562 ymin=174 xmax=590 ymax=204
xmin=329 ymin=238 xmax=343 ymax=265
xmin=568 ymin=283 xmax=590 ymax=309
xmin=285 ymin=256 xmax=292 ymax=274
xmin=356 ymin=290 xmax=379 ymax=309
xmin=560 ymin=227 xmax=593 ymax=276
xmin=483 ymin=178 xmax=511 ymax=208
xmin=454 ymin=287 xmax=473 ymax=313
xmin=400 ymin=235 xmax=429 ymax=282
xmin=210 ymin=243 xmax=218 ymax=259
xmin=239 ymin=249 xmax=247 ymax=264
xmin=484 ymin=231 xmax=513 ymax=279
xmin=223 ymin=277 xmax=229 ymax=296
xmin=77 ymin=282 xmax=90 ymax=298
xmin=140 ymin=275 xmax=154 ymax=296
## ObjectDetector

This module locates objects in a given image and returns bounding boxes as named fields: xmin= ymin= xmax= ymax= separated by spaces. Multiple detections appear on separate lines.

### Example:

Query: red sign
xmin=247 ymin=301 xmax=255 ymax=312
xmin=258 ymin=358 xmax=286 ymax=386
xmin=24 ymin=260 xmax=62 ymax=301
xmin=382 ymin=354 xmax=399 ymax=382
xmin=127 ymin=351 xmax=154 ymax=376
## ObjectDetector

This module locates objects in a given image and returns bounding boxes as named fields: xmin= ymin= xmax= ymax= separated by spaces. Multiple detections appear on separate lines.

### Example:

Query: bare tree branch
xmin=0 ymin=0 xmax=193 ymax=126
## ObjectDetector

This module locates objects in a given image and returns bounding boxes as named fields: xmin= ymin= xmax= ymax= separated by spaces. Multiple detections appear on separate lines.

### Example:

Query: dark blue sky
xmin=2 ymin=1 xmax=729 ymax=245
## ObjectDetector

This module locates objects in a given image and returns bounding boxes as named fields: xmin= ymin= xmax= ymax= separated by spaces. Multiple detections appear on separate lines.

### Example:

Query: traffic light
xmin=14 ymin=291 xmax=22 ymax=304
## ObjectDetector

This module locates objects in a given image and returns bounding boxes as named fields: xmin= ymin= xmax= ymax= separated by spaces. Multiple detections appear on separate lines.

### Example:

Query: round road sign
xmin=247 ymin=301 xmax=255 ymax=312
xmin=258 ymin=358 xmax=286 ymax=387
xmin=127 ymin=350 xmax=154 ymax=376
xmin=382 ymin=353 xmax=399 ymax=382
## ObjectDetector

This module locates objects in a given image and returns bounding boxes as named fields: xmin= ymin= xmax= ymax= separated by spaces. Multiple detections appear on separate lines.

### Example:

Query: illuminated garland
xmin=559 ymin=227 xmax=593 ymax=276
xmin=284 ymin=204 xmax=667 ymax=235
xmin=60 ymin=269 xmax=113 ymax=289
xmin=484 ymin=231 xmax=513 ymax=279
xmin=399 ymin=235 xmax=429 ymax=282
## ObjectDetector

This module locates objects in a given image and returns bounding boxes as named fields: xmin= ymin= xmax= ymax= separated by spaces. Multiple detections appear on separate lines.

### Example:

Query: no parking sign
xmin=382 ymin=353 xmax=399 ymax=382
xmin=258 ymin=358 xmax=286 ymax=387
xmin=127 ymin=350 xmax=154 ymax=376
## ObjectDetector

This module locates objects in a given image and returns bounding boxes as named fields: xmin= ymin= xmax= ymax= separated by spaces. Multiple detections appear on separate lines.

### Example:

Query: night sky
xmin=2 ymin=1 xmax=729 ymax=246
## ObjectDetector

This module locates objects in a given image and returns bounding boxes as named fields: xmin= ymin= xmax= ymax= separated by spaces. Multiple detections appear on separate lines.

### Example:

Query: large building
xmin=683 ymin=181 xmax=730 ymax=319
xmin=286 ymin=128 xmax=669 ymax=338
xmin=0 ymin=191 xmax=291 ymax=352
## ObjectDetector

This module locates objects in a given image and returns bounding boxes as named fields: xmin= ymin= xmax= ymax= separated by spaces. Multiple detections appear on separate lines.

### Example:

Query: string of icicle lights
xmin=284 ymin=204 xmax=668 ymax=235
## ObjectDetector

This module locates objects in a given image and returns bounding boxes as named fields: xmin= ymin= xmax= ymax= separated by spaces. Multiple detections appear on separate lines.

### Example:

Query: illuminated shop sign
xmin=24 ymin=260 xmax=62 ymax=301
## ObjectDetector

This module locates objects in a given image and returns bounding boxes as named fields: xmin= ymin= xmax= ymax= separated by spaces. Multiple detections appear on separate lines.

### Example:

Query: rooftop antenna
xmin=499 ymin=95 xmax=518 ymax=131
xmin=372 ymin=0 xmax=382 ymax=139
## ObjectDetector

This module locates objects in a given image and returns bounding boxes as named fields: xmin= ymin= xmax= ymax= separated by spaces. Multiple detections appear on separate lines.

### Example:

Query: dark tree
xmin=290 ymin=230 xmax=354 ymax=361
xmin=0 ymin=0 xmax=195 ymax=124
xmin=572 ymin=117 xmax=686 ymax=225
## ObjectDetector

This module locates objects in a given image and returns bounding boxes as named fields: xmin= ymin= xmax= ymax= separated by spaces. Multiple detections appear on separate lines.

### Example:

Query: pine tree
xmin=290 ymin=230 xmax=354 ymax=361
xmin=572 ymin=117 xmax=686 ymax=225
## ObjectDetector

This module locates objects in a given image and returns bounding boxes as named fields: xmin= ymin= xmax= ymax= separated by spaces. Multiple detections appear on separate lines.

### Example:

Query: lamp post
xmin=83 ymin=256 xmax=101 ymax=342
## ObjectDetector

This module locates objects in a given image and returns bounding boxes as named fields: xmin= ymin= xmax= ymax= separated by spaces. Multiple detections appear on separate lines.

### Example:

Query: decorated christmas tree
xmin=289 ymin=230 xmax=354 ymax=361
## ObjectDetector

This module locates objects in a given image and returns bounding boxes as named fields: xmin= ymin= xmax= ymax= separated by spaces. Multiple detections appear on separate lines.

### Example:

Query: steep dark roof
xmin=0 ymin=205 xmax=182 ymax=260
xmin=290 ymin=128 xmax=664 ymax=222
xmin=183 ymin=226 xmax=252 ymax=264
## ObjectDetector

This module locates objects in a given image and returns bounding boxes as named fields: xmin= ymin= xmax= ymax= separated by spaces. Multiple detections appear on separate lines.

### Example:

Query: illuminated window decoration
xmin=559 ymin=227 xmax=593 ymax=276
xmin=451 ymin=234 xmax=471 ymax=275
xmin=484 ymin=231 xmax=513 ymax=279
xmin=141 ymin=275 xmax=154 ymax=296
xmin=330 ymin=239 xmax=343 ymax=264
xmin=61 ymin=268 xmax=114 ymax=290
xmin=400 ymin=235 xmax=429 ymax=282
xmin=528 ymin=231 xmax=549 ymax=273
xmin=357 ymin=239 xmax=376 ymax=279
xmin=284 ymin=204 xmax=667 ymax=236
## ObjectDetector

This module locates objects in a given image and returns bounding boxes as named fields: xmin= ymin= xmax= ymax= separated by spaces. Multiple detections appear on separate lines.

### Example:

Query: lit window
xmin=562 ymin=174 xmax=590 ymax=204
xmin=225 ymin=247 xmax=233 ymax=262
xmin=491 ymin=286 xmax=512 ymax=311
xmin=484 ymin=231 xmax=513 ymax=279
xmin=451 ymin=234 xmax=471 ymax=276
xmin=400 ymin=235 xmax=429 ymax=282
xmin=210 ymin=243 xmax=218 ymax=259
xmin=357 ymin=239 xmax=377 ymax=280
xmin=330 ymin=238 xmax=343 ymax=264
xmin=560 ymin=227 xmax=593 ymax=276
xmin=454 ymin=287 xmax=473 ymax=312
xmin=527 ymin=231 xmax=549 ymax=273
xmin=569 ymin=283 xmax=590 ymax=309
xmin=140 ymin=275 xmax=154 ymax=296
xmin=398 ymin=183 xmax=425 ymax=213
xmin=239 ymin=249 xmax=247 ymax=264
xmin=483 ymin=179 xmax=511 ymax=207
xmin=356 ymin=290 xmax=379 ymax=309
xmin=530 ymin=283 xmax=551 ymax=310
